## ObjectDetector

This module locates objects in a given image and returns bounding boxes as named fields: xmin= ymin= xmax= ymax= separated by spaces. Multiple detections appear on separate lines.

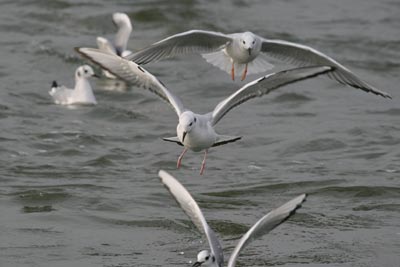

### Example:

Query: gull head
xmin=112 ymin=12 xmax=132 ymax=30
xmin=178 ymin=111 xmax=197 ymax=143
xmin=240 ymin=32 xmax=257 ymax=55
xmin=192 ymin=250 xmax=216 ymax=267
xmin=75 ymin=65 xmax=97 ymax=80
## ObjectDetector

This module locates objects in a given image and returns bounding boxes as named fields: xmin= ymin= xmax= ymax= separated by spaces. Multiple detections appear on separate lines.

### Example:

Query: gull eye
xmin=194 ymin=117 xmax=197 ymax=122
xmin=242 ymin=40 xmax=246 ymax=44
xmin=189 ymin=122 xmax=193 ymax=126
xmin=205 ymin=256 xmax=209 ymax=261
xmin=252 ymin=40 xmax=255 ymax=44
xmin=84 ymin=69 xmax=88 ymax=73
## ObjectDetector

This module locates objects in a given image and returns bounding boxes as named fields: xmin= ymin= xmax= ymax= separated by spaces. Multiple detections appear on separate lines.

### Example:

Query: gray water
xmin=1 ymin=0 xmax=399 ymax=266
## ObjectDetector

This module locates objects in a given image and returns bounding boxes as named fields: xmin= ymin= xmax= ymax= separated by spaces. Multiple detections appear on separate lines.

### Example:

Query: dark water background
xmin=1 ymin=0 xmax=399 ymax=266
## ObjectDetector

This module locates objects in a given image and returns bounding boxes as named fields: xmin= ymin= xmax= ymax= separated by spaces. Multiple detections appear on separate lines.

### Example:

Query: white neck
xmin=73 ymin=78 xmax=96 ymax=104
xmin=114 ymin=24 xmax=132 ymax=54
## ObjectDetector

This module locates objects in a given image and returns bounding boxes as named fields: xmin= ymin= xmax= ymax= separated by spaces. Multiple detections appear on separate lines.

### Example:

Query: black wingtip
xmin=162 ymin=137 xmax=184 ymax=147
xmin=51 ymin=80 xmax=58 ymax=88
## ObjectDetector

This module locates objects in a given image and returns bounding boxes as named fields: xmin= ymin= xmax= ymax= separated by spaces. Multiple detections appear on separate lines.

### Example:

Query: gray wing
xmin=126 ymin=30 xmax=232 ymax=64
xmin=210 ymin=66 xmax=333 ymax=126
xmin=158 ymin=170 xmax=224 ymax=267
xmin=227 ymin=194 xmax=307 ymax=267
xmin=96 ymin=37 xmax=117 ymax=54
xmin=261 ymin=39 xmax=391 ymax=99
xmin=75 ymin=47 xmax=185 ymax=116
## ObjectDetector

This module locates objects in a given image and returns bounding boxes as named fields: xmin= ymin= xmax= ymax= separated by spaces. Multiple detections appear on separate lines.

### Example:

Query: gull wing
xmin=227 ymin=194 xmax=307 ymax=267
xmin=210 ymin=66 xmax=333 ymax=126
xmin=261 ymin=38 xmax=391 ymax=99
xmin=75 ymin=47 xmax=185 ymax=116
xmin=96 ymin=36 xmax=117 ymax=55
xmin=158 ymin=170 xmax=224 ymax=267
xmin=126 ymin=30 xmax=232 ymax=64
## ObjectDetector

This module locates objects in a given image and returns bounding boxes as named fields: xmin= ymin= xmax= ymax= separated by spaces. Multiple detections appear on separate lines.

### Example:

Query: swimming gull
xmin=49 ymin=65 xmax=98 ymax=105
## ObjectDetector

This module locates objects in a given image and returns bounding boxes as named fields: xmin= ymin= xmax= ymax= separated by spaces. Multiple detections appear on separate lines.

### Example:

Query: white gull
xmin=158 ymin=170 xmax=307 ymax=267
xmin=49 ymin=65 xmax=98 ymax=105
xmin=76 ymin=47 xmax=332 ymax=174
xmin=126 ymin=30 xmax=391 ymax=98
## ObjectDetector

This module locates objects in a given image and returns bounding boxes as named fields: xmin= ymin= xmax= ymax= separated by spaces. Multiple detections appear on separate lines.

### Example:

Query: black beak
xmin=248 ymin=48 xmax=252 ymax=55
xmin=182 ymin=131 xmax=187 ymax=143
xmin=92 ymin=73 xmax=100 ymax=78
xmin=192 ymin=262 xmax=202 ymax=267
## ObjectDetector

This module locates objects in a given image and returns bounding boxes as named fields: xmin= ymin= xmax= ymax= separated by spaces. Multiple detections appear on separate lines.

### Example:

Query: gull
xmin=126 ymin=30 xmax=391 ymax=98
xmin=158 ymin=170 xmax=307 ymax=267
xmin=49 ymin=65 xmax=98 ymax=105
xmin=97 ymin=12 xmax=133 ymax=78
xmin=76 ymin=47 xmax=333 ymax=174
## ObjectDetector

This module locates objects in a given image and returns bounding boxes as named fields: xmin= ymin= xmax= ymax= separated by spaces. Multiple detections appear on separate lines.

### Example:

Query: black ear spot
xmin=242 ymin=40 xmax=246 ymax=44
xmin=194 ymin=117 xmax=197 ymax=122
xmin=77 ymin=71 xmax=81 ymax=77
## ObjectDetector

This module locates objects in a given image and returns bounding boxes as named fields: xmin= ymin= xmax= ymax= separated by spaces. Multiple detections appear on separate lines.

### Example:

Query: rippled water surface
xmin=1 ymin=0 xmax=399 ymax=266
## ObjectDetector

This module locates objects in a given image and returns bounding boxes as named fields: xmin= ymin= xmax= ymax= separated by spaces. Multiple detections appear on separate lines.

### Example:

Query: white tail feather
xmin=201 ymin=50 xmax=232 ymax=74
xmin=202 ymin=51 xmax=274 ymax=77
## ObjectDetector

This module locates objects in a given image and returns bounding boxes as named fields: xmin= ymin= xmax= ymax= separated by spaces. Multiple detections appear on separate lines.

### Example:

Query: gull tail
xmin=201 ymin=50 xmax=232 ymax=74
xmin=49 ymin=82 xmax=69 ymax=105
xmin=51 ymin=80 xmax=58 ymax=89
xmin=202 ymin=51 xmax=274 ymax=78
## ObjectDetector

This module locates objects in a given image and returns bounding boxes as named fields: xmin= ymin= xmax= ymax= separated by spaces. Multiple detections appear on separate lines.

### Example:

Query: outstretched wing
xmin=211 ymin=66 xmax=333 ymax=126
xmin=261 ymin=39 xmax=391 ymax=99
xmin=227 ymin=194 xmax=307 ymax=267
xmin=126 ymin=30 xmax=232 ymax=64
xmin=158 ymin=170 xmax=224 ymax=267
xmin=75 ymin=47 xmax=185 ymax=116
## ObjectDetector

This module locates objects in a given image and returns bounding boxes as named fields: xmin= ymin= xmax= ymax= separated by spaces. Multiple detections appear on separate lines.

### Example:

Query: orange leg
xmin=177 ymin=148 xmax=188 ymax=169
xmin=199 ymin=150 xmax=208 ymax=175
xmin=241 ymin=63 xmax=248 ymax=81
xmin=231 ymin=63 xmax=235 ymax=80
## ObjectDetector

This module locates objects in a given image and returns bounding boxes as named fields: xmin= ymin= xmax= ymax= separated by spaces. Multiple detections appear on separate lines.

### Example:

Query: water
xmin=1 ymin=0 xmax=399 ymax=266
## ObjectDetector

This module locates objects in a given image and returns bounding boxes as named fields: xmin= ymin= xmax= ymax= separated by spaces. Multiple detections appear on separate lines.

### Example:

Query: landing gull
xmin=158 ymin=170 xmax=307 ymax=267
xmin=76 ymin=47 xmax=332 ymax=174
xmin=126 ymin=29 xmax=391 ymax=98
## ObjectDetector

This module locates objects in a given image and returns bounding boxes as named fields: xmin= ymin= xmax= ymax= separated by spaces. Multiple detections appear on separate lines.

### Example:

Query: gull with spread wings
xmin=126 ymin=30 xmax=391 ymax=98
xmin=76 ymin=47 xmax=333 ymax=174
xmin=159 ymin=170 xmax=307 ymax=267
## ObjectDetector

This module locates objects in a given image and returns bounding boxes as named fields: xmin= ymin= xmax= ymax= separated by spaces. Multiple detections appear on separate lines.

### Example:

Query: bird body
xmin=224 ymin=32 xmax=262 ymax=64
xmin=177 ymin=112 xmax=217 ymax=152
